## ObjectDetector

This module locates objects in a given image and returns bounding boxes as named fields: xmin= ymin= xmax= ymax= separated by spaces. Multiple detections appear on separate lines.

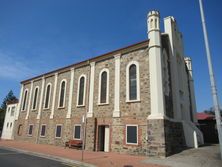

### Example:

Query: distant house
xmin=197 ymin=113 xmax=218 ymax=143
xmin=1 ymin=100 xmax=19 ymax=140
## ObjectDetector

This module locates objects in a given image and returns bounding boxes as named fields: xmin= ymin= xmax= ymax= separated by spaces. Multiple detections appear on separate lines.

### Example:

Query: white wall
xmin=1 ymin=103 xmax=18 ymax=139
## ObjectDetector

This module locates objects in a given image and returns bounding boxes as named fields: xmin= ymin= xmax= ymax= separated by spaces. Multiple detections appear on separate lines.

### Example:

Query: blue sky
xmin=0 ymin=0 xmax=221 ymax=112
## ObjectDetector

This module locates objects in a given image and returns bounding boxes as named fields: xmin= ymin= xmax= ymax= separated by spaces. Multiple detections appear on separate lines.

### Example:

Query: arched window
xmin=126 ymin=61 xmax=140 ymax=101
xmin=77 ymin=75 xmax=86 ymax=106
xmin=98 ymin=69 xmax=109 ymax=104
xmin=32 ymin=87 xmax=39 ymax=110
xmin=58 ymin=80 xmax=66 ymax=108
xmin=22 ymin=89 xmax=28 ymax=111
xmin=44 ymin=84 xmax=51 ymax=109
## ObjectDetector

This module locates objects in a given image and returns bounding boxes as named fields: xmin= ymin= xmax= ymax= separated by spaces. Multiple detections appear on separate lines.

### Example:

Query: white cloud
xmin=0 ymin=50 xmax=37 ymax=81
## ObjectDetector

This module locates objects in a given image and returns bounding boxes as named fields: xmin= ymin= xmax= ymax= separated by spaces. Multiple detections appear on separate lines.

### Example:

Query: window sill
xmin=58 ymin=106 xmax=65 ymax=109
xmin=55 ymin=137 xmax=62 ymax=139
xmin=43 ymin=108 xmax=50 ymax=111
xmin=126 ymin=99 xmax=141 ymax=103
xmin=76 ymin=105 xmax=85 ymax=108
xmin=125 ymin=142 xmax=138 ymax=146
xmin=98 ymin=103 xmax=109 ymax=106
xmin=40 ymin=135 xmax=46 ymax=138
xmin=31 ymin=109 xmax=37 ymax=112
xmin=27 ymin=135 xmax=33 ymax=137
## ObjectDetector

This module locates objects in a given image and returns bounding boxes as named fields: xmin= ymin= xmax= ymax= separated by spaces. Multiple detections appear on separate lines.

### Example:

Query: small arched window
xmin=58 ymin=80 xmax=66 ymax=108
xmin=22 ymin=90 xmax=28 ymax=111
xmin=77 ymin=75 xmax=86 ymax=106
xmin=126 ymin=61 xmax=140 ymax=102
xmin=44 ymin=84 xmax=51 ymax=109
xmin=32 ymin=87 xmax=39 ymax=110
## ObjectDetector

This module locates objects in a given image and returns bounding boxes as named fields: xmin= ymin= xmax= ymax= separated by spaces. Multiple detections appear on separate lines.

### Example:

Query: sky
xmin=0 ymin=0 xmax=221 ymax=112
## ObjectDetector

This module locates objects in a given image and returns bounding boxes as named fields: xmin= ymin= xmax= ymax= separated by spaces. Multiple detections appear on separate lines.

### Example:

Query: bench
xmin=65 ymin=140 xmax=82 ymax=149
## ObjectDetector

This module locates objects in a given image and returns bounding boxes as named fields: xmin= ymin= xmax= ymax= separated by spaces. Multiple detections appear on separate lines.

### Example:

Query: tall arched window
xmin=22 ymin=89 xmax=28 ymax=111
xmin=77 ymin=75 xmax=86 ymax=106
xmin=98 ymin=69 xmax=109 ymax=104
xmin=44 ymin=83 xmax=51 ymax=109
xmin=129 ymin=65 xmax=137 ymax=100
xmin=58 ymin=80 xmax=66 ymax=108
xmin=32 ymin=87 xmax=39 ymax=110
xmin=126 ymin=61 xmax=140 ymax=102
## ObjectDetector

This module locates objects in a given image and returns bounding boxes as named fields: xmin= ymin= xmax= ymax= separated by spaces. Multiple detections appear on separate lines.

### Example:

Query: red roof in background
xmin=196 ymin=113 xmax=215 ymax=120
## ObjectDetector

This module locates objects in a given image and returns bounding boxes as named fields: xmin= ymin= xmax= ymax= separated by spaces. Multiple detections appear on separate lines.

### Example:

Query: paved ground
xmin=0 ymin=140 xmax=162 ymax=167
xmin=143 ymin=144 xmax=222 ymax=167
xmin=0 ymin=148 xmax=72 ymax=167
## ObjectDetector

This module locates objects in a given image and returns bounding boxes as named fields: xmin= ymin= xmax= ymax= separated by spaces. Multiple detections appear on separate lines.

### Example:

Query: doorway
xmin=98 ymin=125 xmax=110 ymax=152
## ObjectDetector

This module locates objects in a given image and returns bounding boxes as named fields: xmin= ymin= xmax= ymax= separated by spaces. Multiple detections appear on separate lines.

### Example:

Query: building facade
xmin=13 ymin=11 xmax=203 ymax=157
xmin=2 ymin=101 xmax=18 ymax=140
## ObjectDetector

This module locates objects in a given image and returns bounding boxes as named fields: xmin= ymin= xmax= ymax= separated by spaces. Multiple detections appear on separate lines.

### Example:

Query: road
xmin=0 ymin=148 xmax=73 ymax=167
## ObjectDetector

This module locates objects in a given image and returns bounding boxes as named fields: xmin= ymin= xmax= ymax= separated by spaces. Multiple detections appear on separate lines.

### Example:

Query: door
xmin=98 ymin=125 xmax=110 ymax=152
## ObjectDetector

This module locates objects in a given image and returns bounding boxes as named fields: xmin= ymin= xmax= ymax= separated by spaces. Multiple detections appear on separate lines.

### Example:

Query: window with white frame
xmin=73 ymin=125 xmax=81 ymax=140
xmin=77 ymin=75 xmax=86 ymax=106
xmin=32 ymin=87 xmax=39 ymax=110
xmin=44 ymin=83 xmax=51 ymax=109
xmin=126 ymin=61 xmax=140 ymax=101
xmin=40 ymin=124 xmax=46 ymax=137
xmin=55 ymin=125 xmax=62 ymax=138
xmin=28 ymin=124 xmax=34 ymax=136
xmin=58 ymin=80 xmax=66 ymax=108
xmin=10 ymin=106 xmax=15 ymax=116
xmin=98 ymin=69 xmax=109 ymax=104
xmin=126 ymin=125 xmax=138 ymax=145
xmin=22 ymin=89 xmax=28 ymax=111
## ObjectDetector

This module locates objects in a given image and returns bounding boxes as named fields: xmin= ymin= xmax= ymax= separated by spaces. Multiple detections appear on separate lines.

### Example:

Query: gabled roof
xmin=196 ymin=113 xmax=215 ymax=120
xmin=21 ymin=39 xmax=149 ymax=84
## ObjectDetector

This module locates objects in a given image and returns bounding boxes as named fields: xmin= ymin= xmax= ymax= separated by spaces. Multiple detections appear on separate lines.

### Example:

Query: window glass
xmin=129 ymin=65 xmax=137 ymax=100
xmin=56 ymin=125 xmax=62 ymax=138
xmin=28 ymin=125 xmax=33 ymax=136
xmin=78 ymin=77 xmax=85 ymax=105
xmin=59 ymin=81 xmax=66 ymax=107
xmin=100 ymin=71 xmax=107 ymax=103
xmin=126 ymin=125 xmax=137 ymax=144
xmin=74 ymin=125 xmax=81 ymax=139
xmin=22 ymin=90 xmax=28 ymax=110
xmin=32 ymin=87 xmax=38 ymax=109
xmin=41 ymin=125 xmax=46 ymax=137
xmin=11 ymin=107 xmax=15 ymax=116
xmin=44 ymin=84 xmax=51 ymax=108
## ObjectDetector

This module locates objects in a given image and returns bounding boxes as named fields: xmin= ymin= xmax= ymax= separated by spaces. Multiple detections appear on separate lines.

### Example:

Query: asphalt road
xmin=0 ymin=148 xmax=73 ymax=167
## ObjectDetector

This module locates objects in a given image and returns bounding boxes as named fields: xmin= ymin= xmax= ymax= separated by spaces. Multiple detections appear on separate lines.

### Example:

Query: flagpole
xmin=198 ymin=0 xmax=222 ymax=159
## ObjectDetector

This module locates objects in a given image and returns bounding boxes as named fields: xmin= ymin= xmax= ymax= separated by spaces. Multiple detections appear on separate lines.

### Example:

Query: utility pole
xmin=198 ymin=0 xmax=222 ymax=159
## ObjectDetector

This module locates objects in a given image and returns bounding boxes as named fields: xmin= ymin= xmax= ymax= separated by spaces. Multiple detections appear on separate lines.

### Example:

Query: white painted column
xmin=37 ymin=77 xmax=45 ymax=119
xmin=15 ymin=84 xmax=24 ymax=120
xmin=147 ymin=11 xmax=165 ymax=119
xmin=66 ymin=68 xmax=74 ymax=118
xmin=87 ymin=62 xmax=95 ymax=118
xmin=25 ymin=81 xmax=33 ymax=120
xmin=50 ymin=73 xmax=58 ymax=119
xmin=113 ymin=54 xmax=121 ymax=117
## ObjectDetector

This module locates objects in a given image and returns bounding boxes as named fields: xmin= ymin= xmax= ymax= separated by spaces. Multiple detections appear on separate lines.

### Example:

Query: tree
xmin=0 ymin=90 xmax=18 ymax=131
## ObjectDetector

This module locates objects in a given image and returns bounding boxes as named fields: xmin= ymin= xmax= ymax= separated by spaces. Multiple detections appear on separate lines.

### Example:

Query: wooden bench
xmin=65 ymin=140 xmax=82 ymax=149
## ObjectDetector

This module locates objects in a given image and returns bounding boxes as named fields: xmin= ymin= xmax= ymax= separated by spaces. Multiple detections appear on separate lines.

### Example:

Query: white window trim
xmin=21 ymin=89 xmax=29 ymax=111
xmin=98 ymin=68 xmax=109 ymax=105
xmin=73 ymin=124 xmax=82 ymax=140
xmin=76 ymin=74 xmax=86 ymax=107
xmin=126 ymin=61 xmax=141 ymax=102
xmin=40 ymin=124 xmax=46 ymax=137
xmin=57 ymin=79 xmax=67 ymax=108
xmin=28 ymin=124 xmax=34 ymax=136
xmin=126 ymin=124 xmax=138 ymax=145
xmin=43 ymin=83 xmax=52 ymax=109
xmin=31 ymin=86 xmax=39 ymax=110
xmin=55 ymin=124 xmax=62 ymax=138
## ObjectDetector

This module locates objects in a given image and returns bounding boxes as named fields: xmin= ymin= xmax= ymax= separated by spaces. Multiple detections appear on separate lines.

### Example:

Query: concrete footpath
xmin=143 ymin=144 xmax=222 ymax=167
xmin=0 ymin=140 xmax=162 ymax=167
